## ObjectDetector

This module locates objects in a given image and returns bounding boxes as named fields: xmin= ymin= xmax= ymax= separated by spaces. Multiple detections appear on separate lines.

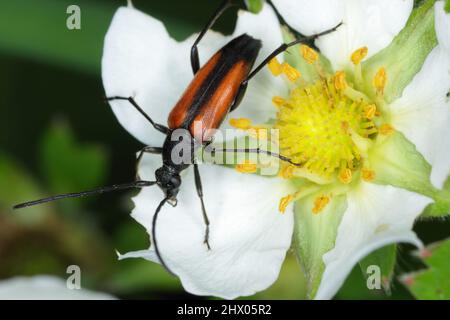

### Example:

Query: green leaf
xmin=369 ymin=132 xmax=436 ymax=198
xmin=245 ymin=0 xmax=264 ymax=13
xmin=362 ymin=0 xmax=437 ymax=103
xmin=109 ymin=259 xmax=180 ymax=295
xmin=0 ymin=0 xmax=115 ymax=74
xmin=400 ymin=238 xmax=450 ymax=299
xmin=445 ymin=0 xmax=450 ymax=13
xmin=421 ymin=176 xmax=450 ymax=218
xmin=0 ymin=153 xmax=48 ymax=222
xmin=293 ymin=192 xmax=347 ymax=299
xmin=282 ymin=27 xmax=333 ymax=83
xmin=0 ymin=0 xmax=196 ymax=74
xmin=359 ymin=244 xmax=397 ymax=294
xmin=39 ymin=121 xmax=108 ymax=195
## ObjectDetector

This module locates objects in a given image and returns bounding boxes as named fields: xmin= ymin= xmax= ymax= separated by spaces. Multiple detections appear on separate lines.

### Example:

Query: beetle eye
xmin=170 ymin=177 xmax=181 ymax=188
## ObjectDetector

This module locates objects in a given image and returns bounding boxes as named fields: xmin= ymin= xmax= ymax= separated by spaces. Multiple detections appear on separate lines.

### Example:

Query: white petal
xmin=122 ymin=153 xmax=295 ymax=299
xmin=271 ymin=0 xmax=343 ymax=34
xmin=435 ymin=1 xmax=450 ymax=54
xmin=0 ymin=276 xmax=115 ymax=300
xmin=389 ymin=45 xmax=450 ymax=188
xmin=315 ymin=182 xmax=432 ymax=300
xmin=272 ymin=0 xmax=413 ymax=70
xmin=102 ymin=6 xmax=177 ymax=146
xmin=102 ymin=4 xmax=284 ymax=146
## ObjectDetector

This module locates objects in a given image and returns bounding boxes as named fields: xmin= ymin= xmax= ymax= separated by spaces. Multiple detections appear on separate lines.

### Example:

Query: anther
xmin=361 ymin=168 xmax=376 ymax=182
xmin=229 ymin=118 xmax=252 ymax=130
xmin=312 ymin=195 xmax=330 ymax=214
xmin=363 ymin=104 xmax=377 ymax=120
xmin=300 ymin=45 xmax=319 ymax=64
xmin=379 ymin=124 xmax=394 ymax=136
xmin=374 ymin=68 xmax=387 ymax=94
xmin=339 ymin=168 xmax=352 ymax=184
xmin=268 ymin=58 xmax=283 ymax=76
xmin=279 ymin=194 xmax=294 ymax=213
xmin=351 ymin=47 xmax=368 ymax=65
xmin=334 ymin=71 xmax=347 ymax=90
xmin=281 ymin=63 xmax=301 ymax=82
xmin=272 ymin=96 xmax=287 ymax=108
xmin=235 ymin=160 xmax=257 ymax=173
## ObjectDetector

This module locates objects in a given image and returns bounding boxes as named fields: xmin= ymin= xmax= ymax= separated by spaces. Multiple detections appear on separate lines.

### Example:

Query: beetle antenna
xmin=13 ymin=180 xmax=157 ymax=210
xmin=152 ymin=197 xmax=176 ymax=276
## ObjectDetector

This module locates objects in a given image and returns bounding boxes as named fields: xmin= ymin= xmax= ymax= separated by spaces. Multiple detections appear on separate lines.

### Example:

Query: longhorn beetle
xmin=14 ymin=0 xmax=341 ymax=275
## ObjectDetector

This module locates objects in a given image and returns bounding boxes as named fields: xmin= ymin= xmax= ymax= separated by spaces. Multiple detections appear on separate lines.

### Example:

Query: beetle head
xmin=155 ymin=165 xmax=181 ymax=206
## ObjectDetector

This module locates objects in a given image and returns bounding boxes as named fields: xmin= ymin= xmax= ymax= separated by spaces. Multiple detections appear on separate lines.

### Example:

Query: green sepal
xmin=400 ymin=238 xmax=450 ymax=299
xmin=369 ymin=132 xmax=450 ymax=218
xmin=359 ymin=244 xmax=397 ymax=294
xmin=362 ymin=0 xmax=437 ymax=103
xmin=369 ymin=132 xmax=435 ymax=197
xmin=293 ymin=191 xmax=347 ymax=299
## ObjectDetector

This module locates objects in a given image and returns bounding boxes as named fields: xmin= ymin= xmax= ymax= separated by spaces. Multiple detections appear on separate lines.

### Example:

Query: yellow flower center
xmin=275 ymin=75 xmax=378 ymax=179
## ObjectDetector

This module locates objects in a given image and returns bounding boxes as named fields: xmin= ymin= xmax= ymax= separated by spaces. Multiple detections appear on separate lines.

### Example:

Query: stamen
xmin=312 ymin=195 xmax=330 ymax=214
xmin=281 ymin=63 xmax=301 ymax=82
xmin=235 ymin=160 xmax=257 ymax=173
xmin=379 ymin=124 xmax=395 ymax=136
xmin=363 ymin=104 xmax=377 ymax=120
xmin=279 ymin=194 xmax=294 ymax=213
xmin=272 ymin=96 xmax=287 ymax=108
xmin=339 ymin=168 xmax=352 ymax=184
xmin=268 ymin=58 xmax=282 ymax=76
xmin=374 ymin=68 xmax=387 ymax=94
xmin=300 ymin=45 xmax=319 ymax=64
xmin=361 ymin=168 xmax=376 ymax=182
xmin=351 ymin=47 xmax=368 ymax=65
xmin=334 ymin=71 xmax=347 ymax=90
xmin=279 ymin=165 xmax=295 ymax=179
xmin=229 ymin=118 xmax=252 ymax=130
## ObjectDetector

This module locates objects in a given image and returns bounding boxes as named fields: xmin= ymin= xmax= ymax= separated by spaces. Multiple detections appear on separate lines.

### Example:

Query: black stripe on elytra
xmin=180 ymin=34 xmax=262 ymax=130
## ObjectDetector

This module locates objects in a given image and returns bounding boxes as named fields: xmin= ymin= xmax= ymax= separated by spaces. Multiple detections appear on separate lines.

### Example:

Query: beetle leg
xmin=265 ymin=0 xmax=318 ymax=49
xmin=135 ymin=146 xmax=163 ymax=180
xmin=243 ymin=22 xmax=342 ymax=84
xmin=106 ymin=96 xmax=170 ymax=135
xmin=191 ymin=0 xmax=235 ymax=74
xmin=193 ymin=163 xmax=211 ymax=250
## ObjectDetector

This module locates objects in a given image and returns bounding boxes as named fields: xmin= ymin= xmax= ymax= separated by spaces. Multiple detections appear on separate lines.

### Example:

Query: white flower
xmin=102 ymin=0 xmax=450 ymax=299
xmin=0 ymin=276 xmax=115 ymax=300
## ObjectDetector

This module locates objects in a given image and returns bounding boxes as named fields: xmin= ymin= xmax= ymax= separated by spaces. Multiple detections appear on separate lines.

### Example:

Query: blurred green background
xmin=0 ymin=0 xmax=448 ymax=300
